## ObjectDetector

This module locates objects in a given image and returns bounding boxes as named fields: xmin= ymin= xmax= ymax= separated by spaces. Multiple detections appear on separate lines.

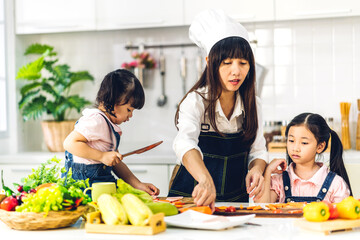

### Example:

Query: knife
xmin=122 ymin=141 xmax=163 ymax=158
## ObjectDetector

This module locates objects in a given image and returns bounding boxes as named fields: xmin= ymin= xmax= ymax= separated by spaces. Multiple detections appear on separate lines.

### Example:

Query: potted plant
xmin=121 ymin=51 xmax=156 ymax=86
xmin=16 ymin=43 xmax=94 ymax=152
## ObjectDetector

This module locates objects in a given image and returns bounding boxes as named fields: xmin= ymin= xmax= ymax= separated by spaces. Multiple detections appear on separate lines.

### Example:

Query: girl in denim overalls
xmin=256 ymin=113 xmax=353 ymax=203
xmin=168 ymin=9 xmax=269 ymax=210
xmin=62 ymin=69 xmax=159 ymax=196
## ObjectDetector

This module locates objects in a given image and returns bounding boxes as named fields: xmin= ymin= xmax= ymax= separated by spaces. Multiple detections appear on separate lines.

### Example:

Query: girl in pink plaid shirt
xmin=256 ymin=113 xmax=352 ymax=203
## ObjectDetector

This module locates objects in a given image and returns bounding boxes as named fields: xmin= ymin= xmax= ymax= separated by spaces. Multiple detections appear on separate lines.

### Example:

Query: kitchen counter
xmin=1 ymin=215 xmax=359 ymax=240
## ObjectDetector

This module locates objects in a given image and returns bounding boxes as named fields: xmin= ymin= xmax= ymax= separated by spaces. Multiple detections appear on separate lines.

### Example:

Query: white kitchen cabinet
xmin=96 ymin=0 xmax=183 ymax=30
xmin=128 ymin=164 xmax=171 ymax=197
xmin=275 ymin=0 xmax=360 ymax=21
xmin=15 ymin=0 xmax=96 ymax=34
xmin=345 ymin=163 xmax=360 ymax=199
xmin=183 ymin=0 xmax=275 ymax=25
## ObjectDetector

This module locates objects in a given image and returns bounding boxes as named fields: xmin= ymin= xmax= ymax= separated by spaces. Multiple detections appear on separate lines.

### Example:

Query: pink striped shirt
xmin=270 ymin=162 xmax=350 ymax=203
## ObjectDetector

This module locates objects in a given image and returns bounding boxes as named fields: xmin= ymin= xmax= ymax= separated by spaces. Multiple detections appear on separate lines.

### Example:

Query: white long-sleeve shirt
xmin=173 ymin=87 xmax=268 ymax=165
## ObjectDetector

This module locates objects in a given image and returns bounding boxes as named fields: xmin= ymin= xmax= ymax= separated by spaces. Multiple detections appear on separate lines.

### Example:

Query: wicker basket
xmin=0 ymin=205 xmax=87 ymax=230
xmin=41 ymin=120 xmax=77 ymax=152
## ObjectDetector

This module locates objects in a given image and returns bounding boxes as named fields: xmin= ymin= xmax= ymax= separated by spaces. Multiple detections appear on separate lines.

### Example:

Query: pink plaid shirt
xmin=270 ymin=162 xmax=350 ymax=203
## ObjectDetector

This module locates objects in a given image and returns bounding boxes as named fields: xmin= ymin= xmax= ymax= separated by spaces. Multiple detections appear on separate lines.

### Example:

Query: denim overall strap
xmin=316 ymin=171 xmax=336 ymax=200
xmin=168 ymin=130 xmax=252 ymax=202
xmin=99 ymin=114 xmax=120 ymax=151
xmin=62 ymin=115 xmax=119 ymax=186
xmin=282 ymin=170 xmax=336 ymax=203
xmin=282 ymin=171 xmax=292 ymax=198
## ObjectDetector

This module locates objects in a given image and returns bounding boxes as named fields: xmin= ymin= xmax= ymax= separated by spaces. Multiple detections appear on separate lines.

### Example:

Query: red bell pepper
xmin=324 ymin=201 xmax=339 ymax=220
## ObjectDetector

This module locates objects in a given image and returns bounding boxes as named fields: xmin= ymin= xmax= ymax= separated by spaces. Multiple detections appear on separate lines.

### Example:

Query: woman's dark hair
xmin=285 ymin=112 xmax=353 ymax=196
xmin=95 ymin=69 xmax=145 ymax=117
xmin=175 ymin=36 xmax=257 ymax=143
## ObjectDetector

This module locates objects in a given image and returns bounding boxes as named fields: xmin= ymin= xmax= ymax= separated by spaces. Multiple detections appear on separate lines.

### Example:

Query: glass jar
xmin=263 ymin=121 xmax=282 ymax=148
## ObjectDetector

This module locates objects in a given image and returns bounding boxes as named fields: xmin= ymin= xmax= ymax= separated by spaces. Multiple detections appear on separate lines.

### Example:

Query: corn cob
xmin=121 ymin=193 xmax=153 ymax=226
xmin=97 ymin=193 xmax=128 ymax=225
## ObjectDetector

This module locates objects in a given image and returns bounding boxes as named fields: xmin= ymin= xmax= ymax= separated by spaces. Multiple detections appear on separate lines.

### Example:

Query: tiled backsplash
xmin=16 ymin=16 xmax=360 ymax=151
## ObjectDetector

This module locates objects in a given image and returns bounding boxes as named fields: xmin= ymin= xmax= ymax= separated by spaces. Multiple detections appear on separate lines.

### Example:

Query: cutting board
xmin=85 ymin=211 xmax=166 ymax=235
xmin=214 ymin=208 xmax=303 ymax=218
xmin=295 ymin=218 xmax=360 ymax=235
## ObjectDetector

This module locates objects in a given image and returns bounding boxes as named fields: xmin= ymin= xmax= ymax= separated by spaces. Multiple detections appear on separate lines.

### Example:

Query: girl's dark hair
xmin=175 ymin=36 xmax=257 ymax=143
xmin=95 ymin=69 xmax=145 ymax=117
xmin=285 ymin=112 xmax=353 ymax=196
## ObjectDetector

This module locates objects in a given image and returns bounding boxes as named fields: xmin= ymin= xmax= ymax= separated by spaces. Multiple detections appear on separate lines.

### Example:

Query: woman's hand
xmin=135 ymin=182 xmax=160 ymax=196
xmin=267 ymin=158 xmax=287 ymax=174
xmin=246 ymin=165 xmax=265 ymax=201
xmin=192 ymin=177 xmax=216 ymax=211
xmin=100 ymin=151 xmax=123 ymax=166
xmin=245 ymin=159 xmax=267 ymax=201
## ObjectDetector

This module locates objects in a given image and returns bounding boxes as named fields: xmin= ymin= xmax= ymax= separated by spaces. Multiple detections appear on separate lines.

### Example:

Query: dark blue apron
xmin=168 ymin=128 xmax=252 ymax=202
xmin=282 ymin=170 xmax=336 ymax=203
xmin=62 ymin=114 xmax=120 ymax=186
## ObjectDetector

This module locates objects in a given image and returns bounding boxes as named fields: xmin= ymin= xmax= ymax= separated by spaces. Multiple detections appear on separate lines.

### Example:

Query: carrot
xmin=272 ymin=209 xmax=283 ymax=213
xmin=247 ymin=205 xmax=262 ymax=210
xmin=157 ymin=199 xmax=170 ymax=203
xmin=179 ymin=206 xmax=212 ymax=214
xmin=239 ymin=204 xmax=244 ymax=209
xmin=251 ymin=206 xmax=262 ymax=211
xmin=172 ymin=201 xmax=185 ymax=205
xmin=174 ymin=205 xmax=184 ymax=208
xmin=266 ymin=204 xmax=277 ymax=211
xmin=217 ymin=206 xmax=228 ymax=210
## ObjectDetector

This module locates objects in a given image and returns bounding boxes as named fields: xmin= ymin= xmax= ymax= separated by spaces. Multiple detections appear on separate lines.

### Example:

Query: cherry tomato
xmin=17 ymin=185 xmax=23 ymax=192
xmin=0 ymin=196 xmax=18 ymax=211
xmin=225 ymin=206 xmax=236 ymax=212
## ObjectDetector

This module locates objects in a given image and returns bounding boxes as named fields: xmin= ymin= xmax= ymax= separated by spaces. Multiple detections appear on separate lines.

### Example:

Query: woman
xmin=168 ymin=9 xmax=268 ymax=210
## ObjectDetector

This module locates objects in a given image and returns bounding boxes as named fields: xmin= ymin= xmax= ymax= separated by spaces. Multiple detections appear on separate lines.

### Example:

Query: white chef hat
xmin=189 ymin=9 xmax=249 ymax=55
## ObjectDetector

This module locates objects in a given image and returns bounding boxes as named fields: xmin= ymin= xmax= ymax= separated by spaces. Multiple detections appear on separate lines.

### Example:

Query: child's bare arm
xmin=112 ymin=163 xmax=160 ymax=195
xmin=63 ymin=130 xmax=121 ymax=166
xmin=254 ymin=158 xmax=286 ymax=203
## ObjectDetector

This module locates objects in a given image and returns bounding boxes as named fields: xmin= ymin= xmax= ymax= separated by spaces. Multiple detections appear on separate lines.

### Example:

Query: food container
xmin=263 ymin=121 xmax=282 ymax=148
xmin=340 ymin=102 xmax=351 ymax=150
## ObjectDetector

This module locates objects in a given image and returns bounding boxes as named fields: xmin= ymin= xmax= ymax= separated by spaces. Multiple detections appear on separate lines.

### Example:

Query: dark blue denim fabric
xmin=62 ymin=114 xmax=120 ymax=195
xmin=168 ymin=131 xmax=251 ymax=202
xmin=282 ymin=170 xmax=336 ymax=202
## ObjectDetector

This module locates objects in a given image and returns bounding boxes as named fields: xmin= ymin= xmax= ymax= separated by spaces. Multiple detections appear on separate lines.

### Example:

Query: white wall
xmin=15 ymin=16 xmax=360 ymax=152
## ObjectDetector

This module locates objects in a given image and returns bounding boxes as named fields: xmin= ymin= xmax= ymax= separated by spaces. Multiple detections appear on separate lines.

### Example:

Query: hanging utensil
xmin=122 ymin=141 xmax=163 ymax=158
xmin=157 ymin=50 xmax=167 ymax=107
xmin=180 ymin=49 xmax=187 ymax=95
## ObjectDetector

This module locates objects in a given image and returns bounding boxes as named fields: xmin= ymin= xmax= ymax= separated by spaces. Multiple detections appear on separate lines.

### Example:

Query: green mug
xmin=83 ymin=182 xmax=116 ymax=202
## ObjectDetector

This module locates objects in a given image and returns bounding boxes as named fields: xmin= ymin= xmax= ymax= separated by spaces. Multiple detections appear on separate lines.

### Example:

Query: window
xmin=0 ymin=0 xmax=7 ymax=136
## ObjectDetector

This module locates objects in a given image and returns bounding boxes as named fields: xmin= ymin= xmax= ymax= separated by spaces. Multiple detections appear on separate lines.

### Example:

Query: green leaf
xmin=41 ymin=82 xmax=59 ymax=98
xmin=21 ymin=96 xmax=47 ymax=121
xmin=20 ymin=82 xmax=41 ymax=96
xmin=24 ymin=43 xmax=56 ymax=56
xmin=68 ymin=71 xmax=94 ymax=88
xmin=53 ymin=64 xmax=71 ymax=79
xmin=18 ymin=89 xmax=40 ymax=109
xmin=67 ymin=95 xmax=92 ymax=112
xmin=16 ymin=57 xmax=44 ymax=80
xmin=43 ymin=59 xmax=58 ymax=74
